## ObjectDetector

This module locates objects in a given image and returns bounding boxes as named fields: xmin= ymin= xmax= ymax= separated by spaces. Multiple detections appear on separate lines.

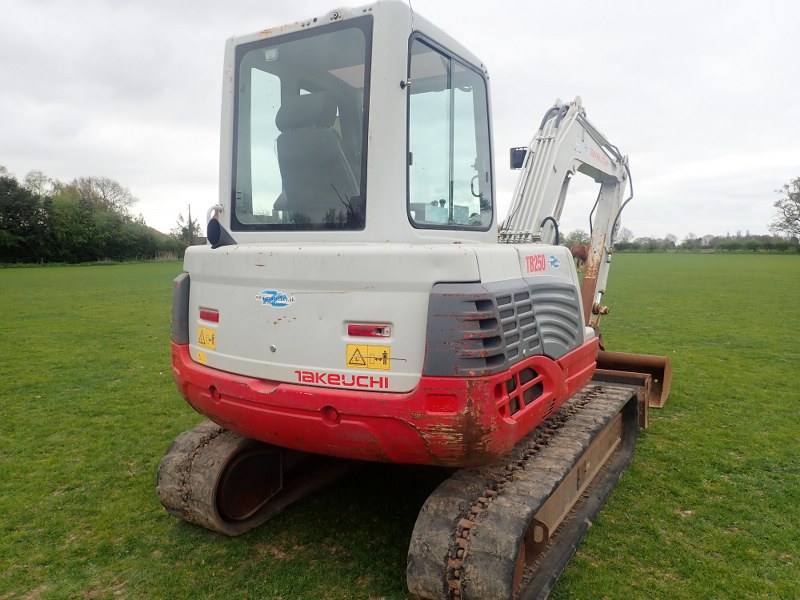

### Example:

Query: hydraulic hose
xmin=540 ymin=216 xmax=559 ymax=245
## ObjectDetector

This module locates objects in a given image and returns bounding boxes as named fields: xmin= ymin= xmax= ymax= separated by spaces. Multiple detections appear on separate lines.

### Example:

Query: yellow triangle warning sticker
xmin=197 ymin=326 xmax=216 ymax=350
xmin=346 ymin=344 xmax=391 ymax=371
xmin=349 ymin=348 xmax=367 ymax=366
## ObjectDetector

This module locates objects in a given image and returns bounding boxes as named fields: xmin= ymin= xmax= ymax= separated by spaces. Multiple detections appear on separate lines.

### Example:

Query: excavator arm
xmin=501 ymin=96 xmax=629 ymax=330
xmin=500 ymin=97 xmax=670 ymax=410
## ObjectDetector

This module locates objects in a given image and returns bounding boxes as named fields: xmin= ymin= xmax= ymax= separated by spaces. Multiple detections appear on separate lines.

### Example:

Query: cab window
xmin=407 ymin=38 xmax=493 ymax=230
xmin=232 ymin=18 xmax=371 ymax=231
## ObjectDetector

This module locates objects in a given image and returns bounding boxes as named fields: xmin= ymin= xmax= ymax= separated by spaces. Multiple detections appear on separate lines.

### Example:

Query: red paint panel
xmin=172 ymin=339 xmax=598 ymax=468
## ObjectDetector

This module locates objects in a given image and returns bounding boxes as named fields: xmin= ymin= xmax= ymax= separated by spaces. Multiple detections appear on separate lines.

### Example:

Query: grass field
xmin=1 ymin=255 xmax=798 ymax=599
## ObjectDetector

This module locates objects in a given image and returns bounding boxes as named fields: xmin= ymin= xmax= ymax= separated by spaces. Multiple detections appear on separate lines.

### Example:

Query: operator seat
xmin=275 ymin=92 xmax=359 ymax=224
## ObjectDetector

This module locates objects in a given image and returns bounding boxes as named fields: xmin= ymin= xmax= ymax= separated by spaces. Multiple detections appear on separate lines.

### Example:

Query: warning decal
xmin=346 ymin=344 xmax=391 ymax=371
xmin=197 ymin=326 xmax=216 ymax=350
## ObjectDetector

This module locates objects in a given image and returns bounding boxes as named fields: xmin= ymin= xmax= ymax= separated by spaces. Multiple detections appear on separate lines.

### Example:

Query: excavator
xmin=157 ymin=2 xmax=671 ymax=598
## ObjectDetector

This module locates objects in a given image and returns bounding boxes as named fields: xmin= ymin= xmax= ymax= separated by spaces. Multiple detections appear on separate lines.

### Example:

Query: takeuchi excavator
xmin=157 ymin=2 xmax=671 ymax=598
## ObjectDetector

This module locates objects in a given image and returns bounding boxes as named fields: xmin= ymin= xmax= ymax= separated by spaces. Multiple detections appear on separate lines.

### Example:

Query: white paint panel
xmin=185 ymin=243 xmax=479 ymax=392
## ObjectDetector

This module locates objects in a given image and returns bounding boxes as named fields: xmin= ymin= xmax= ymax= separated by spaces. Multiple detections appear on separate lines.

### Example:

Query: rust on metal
xmin=596 ymin=350 xmax=672 ymax=408
xmin=579 ymin=229 xmax=606 ymax=326
xmin=419 ymin=386 xmax=502 ymax=467
xmin=593 ymin=368 xmax=651 ymax=427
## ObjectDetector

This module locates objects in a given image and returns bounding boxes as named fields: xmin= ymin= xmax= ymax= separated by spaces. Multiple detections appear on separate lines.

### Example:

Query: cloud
xmin=1 ymin=0 xmax=798 ymax=238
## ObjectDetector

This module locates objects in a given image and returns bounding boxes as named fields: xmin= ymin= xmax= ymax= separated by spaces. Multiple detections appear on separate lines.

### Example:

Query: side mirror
xmin=207 ymin=218 xmax=237 ymax=249
xmin=510 ymin=147 xmax=527 ymax=169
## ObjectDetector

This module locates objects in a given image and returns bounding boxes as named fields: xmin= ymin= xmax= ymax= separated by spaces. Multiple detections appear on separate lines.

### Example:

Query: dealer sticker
xmin=255 ymin=289 xmax=295 ymax=308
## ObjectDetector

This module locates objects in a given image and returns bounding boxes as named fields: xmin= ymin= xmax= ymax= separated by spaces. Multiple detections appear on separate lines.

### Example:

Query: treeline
xmin=4 ymin=166 xmax=799 ymax=263
xmin=0 ymin=169 xmax=186 ymax=263
xmin=617 ymin=233 xmax=799 ymax=253
xmin=561 ymin=228 xmax=799 ymax=254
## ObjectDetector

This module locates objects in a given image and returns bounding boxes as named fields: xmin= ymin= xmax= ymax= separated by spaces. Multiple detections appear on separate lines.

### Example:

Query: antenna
xmin=408 ymin=0 xmax=415 ymax=30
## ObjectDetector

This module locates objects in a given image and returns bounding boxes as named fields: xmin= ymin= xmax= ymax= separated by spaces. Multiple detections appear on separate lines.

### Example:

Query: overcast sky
xmin=1 ymin=0 xmax=798 ymax=240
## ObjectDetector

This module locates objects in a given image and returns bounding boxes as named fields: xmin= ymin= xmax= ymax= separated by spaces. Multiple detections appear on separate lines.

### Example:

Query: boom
xmin=501 ymin=96 xmax=631 ymax=329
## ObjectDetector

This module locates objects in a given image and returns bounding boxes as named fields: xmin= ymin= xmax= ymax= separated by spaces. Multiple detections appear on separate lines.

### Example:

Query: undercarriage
xmin=158 ymin=383 xmax=640 ymax=599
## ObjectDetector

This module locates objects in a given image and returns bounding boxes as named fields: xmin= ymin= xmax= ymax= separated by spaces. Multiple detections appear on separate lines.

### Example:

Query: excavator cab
xmin=211 ymin=2 xmax=497 ymax=247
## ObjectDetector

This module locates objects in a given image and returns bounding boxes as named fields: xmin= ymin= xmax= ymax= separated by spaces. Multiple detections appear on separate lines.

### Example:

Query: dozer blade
xmin=407 ymin=384 xmax=640 ymax=600
xmin=594 ymin=350 xmax=672 ymax=409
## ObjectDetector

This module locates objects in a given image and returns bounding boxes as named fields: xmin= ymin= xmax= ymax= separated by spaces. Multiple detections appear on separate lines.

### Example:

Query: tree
xmin=171 ymin=211 xmax=202 ymax=244
xmin=23 ymin=170 xmax=55 ymax=197
xmin=680 ymin=233 xmax=703 ymax=251
xmin=634 ymin=237 xmax=658 ymax=252
xmin=0 ymin=168 xmax=180 ymax=263
xmin=562 ymin=229 xmax=589 ymax=247
xmin=616 ymin=227 xmax=634 ymax=243
xmin=663 ymin=233 xmax=678 ymax=250
xmin=49 ymin=185 xmax=104 ymax=262
xmin=0 ymin=174 xmax=51 ymax=262
xmin=744 ymin=239 xmax=761 ymax=252
xmin=716 ymin=238 xmax=743 ymax=252
xmin=770 ymin=177 xmax=800 ymax=237
xmin=69 ymin=176 xmax=137 ymax=215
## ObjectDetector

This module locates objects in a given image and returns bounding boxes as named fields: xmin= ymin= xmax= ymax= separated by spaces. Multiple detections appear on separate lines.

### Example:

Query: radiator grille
xmin=423 ymin=279 xmax=582 ymax=377
xmin=495 ymin=290 xmax=541 ymax=367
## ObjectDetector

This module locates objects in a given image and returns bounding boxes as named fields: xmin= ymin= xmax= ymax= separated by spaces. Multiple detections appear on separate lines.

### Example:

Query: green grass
xmin=554 ymin=254 xmax=800 ymax=599
xmin=1 ymin=256 xmax=798 ymax=599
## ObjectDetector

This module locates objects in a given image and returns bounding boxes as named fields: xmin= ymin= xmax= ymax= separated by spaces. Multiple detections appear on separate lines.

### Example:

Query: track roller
xmin=157 ymin=421 xmax=355 ymax=536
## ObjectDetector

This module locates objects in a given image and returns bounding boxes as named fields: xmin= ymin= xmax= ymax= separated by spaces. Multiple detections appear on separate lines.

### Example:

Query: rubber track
xmin=157 ymin=421 xmax=262 ymax=536
xmin=157 ymin=421 xmax=359 ymax=537
xmin=407 ymin=385 xmax=637 ymax=600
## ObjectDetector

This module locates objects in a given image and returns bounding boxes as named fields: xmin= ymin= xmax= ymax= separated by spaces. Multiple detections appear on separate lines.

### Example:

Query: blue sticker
xmin=547 ymin=255 xmax=560 ymax=269
xmin=255 ymin=289 xmax=296 ymax=308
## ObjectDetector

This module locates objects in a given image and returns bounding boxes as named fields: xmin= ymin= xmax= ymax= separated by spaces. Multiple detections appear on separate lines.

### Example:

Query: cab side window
xmin=407 ymin=38 xmax=493 ymax=230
